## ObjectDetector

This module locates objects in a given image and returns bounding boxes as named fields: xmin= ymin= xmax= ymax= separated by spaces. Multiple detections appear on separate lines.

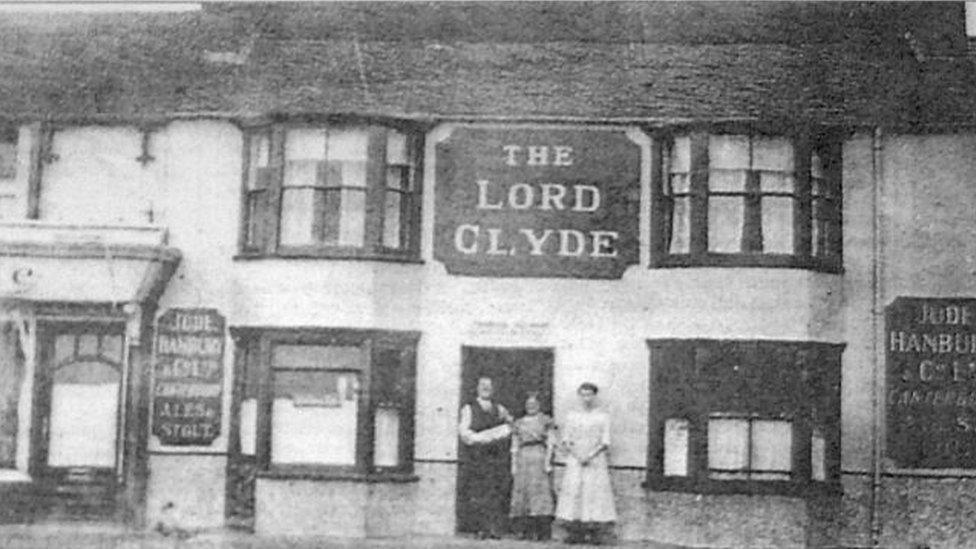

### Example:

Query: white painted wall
xmin=26 ymin=119 xmax=976 ymax=529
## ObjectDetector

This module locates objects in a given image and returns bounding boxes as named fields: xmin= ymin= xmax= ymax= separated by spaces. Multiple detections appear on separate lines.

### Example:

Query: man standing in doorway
xmin=458 ymin=376 xmax=513 ymax=539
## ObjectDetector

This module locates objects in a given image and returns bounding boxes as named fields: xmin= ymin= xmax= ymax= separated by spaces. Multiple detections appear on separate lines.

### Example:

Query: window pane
xmin=669 ymin=137 xmax=691 ymax=174
xmin=245 ymin=192 xmax=264 ymax=247
xmin=811 ymin=429 xmax=826 ymax=481
xmin=272 ymin=371 xmax=359 ymax=466
xmin=48 ymin=362 xmax=119 ymax=467
xmin=0 ymin=322 xmax=24 ymax=468
xmin=753 ymin=137 xmax=793 ymax=172
xmin=251 ymin=133 xmax=271 ymax=168
xmin=386 ymin=131 xmax=408 ymax=165
xmin=812 ymin=198 xmax=831 ymax=257
xmin=338 ymin=189 xmax=366 ymax=246
xmin=0 ymin=194 xmax=17 ymax=220
xmin=751 ymin=420 xmax=792 ymax=473
xmin=279 ymin=188 xmax=317 ymax=246
xmin=78 ymin=334 xmax=99 ymax=357
xmin=811 ymin=150 xmax=824 ymax=180
xmin=0 ymin=141 xmax=16 ymax=180
xmin=663 ymin=418 xmax=689 ymax=476
xmin=335 ymin=161 xmax=368 ymax=189
xmin=272 ymin=344 xmax=362 ymax=371
xmin=283 ymin=160 xmax=321 ymax=188
xmin=761 ymin=196 xmax=794 ymax=254
xmin=669 ymin=173 xmax=690 ymax=195
xmin=709 ymin=170 xmax=747 ymax=192
xmin=383 ymin=191 xmax=402 ymax=249
xmin=54 ymin=334 xmax=75 ymax=364
xmin=387 ymin=165 xmax=408 ymax=191
xmin=247 ymin=133 xmax=272 ymax=191
xmin=760 ymin=172 xmax=794 ymax=193
xmin=374 ymin=407 xmax=400 ymax=467
xmin=327 ymin=130 xmax=369 ymax=162
xmin=669 ymin=197 xmax=691 ymax=254
xmin=708 ymin=417 xmax=749 ymax=471
xmin=708 ymin=196 xmax=744 ymax=253
xmin=101 ymin=335 xmax=123 ymax=364
xmin=285 ymin=129 xmax=326 ymax=160
xmin=709 ymin=135 xmax=749 ymax=170
xmin=239 ymin=398 xmax=257 ymax=456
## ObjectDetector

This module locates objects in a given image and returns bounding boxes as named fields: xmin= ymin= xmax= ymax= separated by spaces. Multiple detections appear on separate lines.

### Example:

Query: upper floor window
xmin=0 ymin=126 xmax=24 ymax=220
xmin=651 ymin=129 xmax=842 ymax=272
xmin=240 ymin=123 xmax=422 ymax=260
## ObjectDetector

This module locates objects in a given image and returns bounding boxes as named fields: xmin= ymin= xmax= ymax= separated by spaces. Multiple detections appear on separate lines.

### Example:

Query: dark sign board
xmin=434 ymin=126 xmax=641 ymax=278
xmin=152 ymin=308 xmax=224 ymax=446
xmin=886 ymin=297 xmax=976 ymax=468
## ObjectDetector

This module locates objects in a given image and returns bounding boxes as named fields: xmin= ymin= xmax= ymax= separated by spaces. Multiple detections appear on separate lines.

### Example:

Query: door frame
xmin=455 ymin=345 xmax=555 ymax=534
xmin=29 ymin=320 xmax=128 ymax=516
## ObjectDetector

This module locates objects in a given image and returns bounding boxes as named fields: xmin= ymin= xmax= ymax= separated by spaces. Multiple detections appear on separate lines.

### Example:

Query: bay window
xmin=230 ymin=327 xmax=418 ymax=479
xmin=239 ymin=122 xmax=422 ymax=260
xmin=652 ymin=128 xmax=842 ymax=271
xmin=646 ymin=339 xmax=842 ymax=495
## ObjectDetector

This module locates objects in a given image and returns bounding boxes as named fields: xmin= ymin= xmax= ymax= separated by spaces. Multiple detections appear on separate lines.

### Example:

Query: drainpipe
xmin=868 ymin=126 xmax=885 ymax=547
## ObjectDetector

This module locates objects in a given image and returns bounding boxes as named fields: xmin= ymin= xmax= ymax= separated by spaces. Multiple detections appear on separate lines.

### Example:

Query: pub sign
xmin=434 ymin=126 xmax=642 ymax=278
xmin=886 ymin=297 xmax=976 ymax=468
xmin=152 ymin=308 xmax=225 ymax=446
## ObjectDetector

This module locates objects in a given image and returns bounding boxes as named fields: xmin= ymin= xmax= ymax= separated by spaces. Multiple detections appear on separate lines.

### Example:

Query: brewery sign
xmin=886 ymin=297 xmax=976 ymax=468
xmin=434 ymin=126 xmax=642 ymax=278
xmin=152 ymin=308 xmax=224 ymax=446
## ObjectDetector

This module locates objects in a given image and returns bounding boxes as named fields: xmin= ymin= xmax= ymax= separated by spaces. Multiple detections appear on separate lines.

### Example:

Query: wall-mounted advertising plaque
xmin=152 ymin=308 xmax=225 ymax=446
xmin=886 ymin=297 xmax=976 ymax=468
xmin=434 ymin=126 xmax=641 ymax=278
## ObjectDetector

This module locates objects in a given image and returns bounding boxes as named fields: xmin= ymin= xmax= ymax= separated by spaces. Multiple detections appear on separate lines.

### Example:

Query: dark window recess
xmin=239 ymin=125 xmax=423 ymax=261
xmin=651 ymin=128 xmax=843 ymax=272
xmin=228 ymin=327 xmax=419 ymax=482
xmin=646 ymin=339 xmax=843 ymax=496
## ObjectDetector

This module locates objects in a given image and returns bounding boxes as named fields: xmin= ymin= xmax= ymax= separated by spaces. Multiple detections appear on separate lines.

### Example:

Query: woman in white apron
xmin=556 ymin=382 xmax=617 ymax=544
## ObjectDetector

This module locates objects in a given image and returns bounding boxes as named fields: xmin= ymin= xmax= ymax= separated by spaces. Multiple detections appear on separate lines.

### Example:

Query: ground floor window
xmin=646 ymin=339 xmax=842 ymax=495
xmin=229 ymin=327 xmax=419 ymax=478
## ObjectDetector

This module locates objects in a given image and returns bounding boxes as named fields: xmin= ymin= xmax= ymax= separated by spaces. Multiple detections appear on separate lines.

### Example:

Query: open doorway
xmin=455 ymin=346 xmax=554 ymax=535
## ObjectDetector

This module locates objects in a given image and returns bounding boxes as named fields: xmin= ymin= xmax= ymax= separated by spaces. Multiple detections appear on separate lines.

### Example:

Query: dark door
xmin=31 ymin=324 xmax=125 ymax=519
xmin=455 ymin=346 xmax=554 ymax=534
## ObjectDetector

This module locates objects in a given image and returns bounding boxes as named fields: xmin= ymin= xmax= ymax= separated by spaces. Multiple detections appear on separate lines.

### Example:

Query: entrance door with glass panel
xmin=31 ymin=324 xmax=125 ymax=517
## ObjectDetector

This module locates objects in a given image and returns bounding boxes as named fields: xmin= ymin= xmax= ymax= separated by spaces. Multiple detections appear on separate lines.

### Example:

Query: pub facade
xmin=0 ymin=3 xmax=975 ymax=547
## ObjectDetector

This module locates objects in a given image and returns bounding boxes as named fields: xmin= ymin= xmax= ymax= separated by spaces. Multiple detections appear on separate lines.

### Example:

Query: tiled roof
xmin=0 ymin=2 xmax=972 ymax=127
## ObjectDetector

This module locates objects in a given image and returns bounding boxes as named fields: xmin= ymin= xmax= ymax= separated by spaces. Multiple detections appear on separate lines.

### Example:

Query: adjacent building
xmin=1 ymin=2 xmax=976 ymax=547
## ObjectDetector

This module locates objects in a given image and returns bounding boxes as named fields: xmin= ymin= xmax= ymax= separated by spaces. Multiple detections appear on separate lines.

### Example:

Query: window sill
xmin=257 ymin=467 xmax=419 ymax=484
xmin=650 ymin=253 xmax=842 ymax=274
xmin=642 ymin=476 xmax=843 ymax=498
xmin=235 ymin=249 xmax=424 ymax=264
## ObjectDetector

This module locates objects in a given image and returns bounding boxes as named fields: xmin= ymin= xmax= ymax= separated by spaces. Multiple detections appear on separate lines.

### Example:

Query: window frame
xmin=649 ymin=125 xmax=843 ymax=273
xmin=229 ymin=327 xmax=419 ymax=482
xmin=645 ymin=339 xmax=843 ymax=497
xmin=236 ymin=119 xmax=424 ymax=262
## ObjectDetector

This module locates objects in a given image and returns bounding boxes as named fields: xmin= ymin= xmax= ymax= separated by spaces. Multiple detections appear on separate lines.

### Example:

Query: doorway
xmin=455 ymin=346 xmax=554 ymax=534
xmin=31 ymin=323 xmax=125 ymax=519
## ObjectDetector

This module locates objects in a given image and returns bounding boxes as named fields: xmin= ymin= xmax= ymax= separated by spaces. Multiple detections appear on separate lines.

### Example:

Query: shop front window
xmin=231 ymin=328 xmax=418 ymax=478
xmin=647 ymin=339 xmax=842 ymax=496
xmin=240 ymin=123 xmax=422 ymax=260
xmin=653 ymin=128 xmax=842 ymax=271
